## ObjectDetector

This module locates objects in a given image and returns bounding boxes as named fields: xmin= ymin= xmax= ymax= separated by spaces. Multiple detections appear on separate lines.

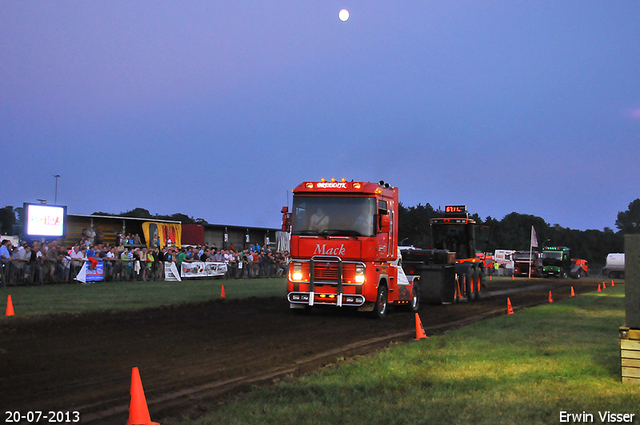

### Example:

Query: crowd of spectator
xmin=0 ymin=237 xmax=290 ymax=286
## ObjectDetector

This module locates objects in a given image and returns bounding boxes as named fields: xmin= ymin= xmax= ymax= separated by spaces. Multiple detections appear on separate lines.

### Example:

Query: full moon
xmin=338 ymin=9 xmax=349 ymax=22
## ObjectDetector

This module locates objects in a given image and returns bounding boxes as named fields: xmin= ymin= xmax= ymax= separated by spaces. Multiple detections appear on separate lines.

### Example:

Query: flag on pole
xmin=531 ymin=226 xmax=538 ymax=248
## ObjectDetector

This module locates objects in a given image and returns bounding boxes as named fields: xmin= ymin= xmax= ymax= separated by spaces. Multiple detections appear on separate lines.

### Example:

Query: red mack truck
xmin=285 ymin=179 xmax=485 ymax=318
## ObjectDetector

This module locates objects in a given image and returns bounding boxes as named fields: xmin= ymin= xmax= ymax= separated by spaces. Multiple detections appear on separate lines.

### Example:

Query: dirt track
xmin=2 ymin=278 xmax=609 ymax=424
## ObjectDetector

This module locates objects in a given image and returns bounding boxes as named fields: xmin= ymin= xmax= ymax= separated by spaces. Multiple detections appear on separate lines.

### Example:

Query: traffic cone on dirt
xmin=507 ymin=298 xmax=514 ymax=315
xmin=548 ymin=291 xmax=553 ymax=303
xmin=415 ymin=313 xmax=428 ymax=340
xmin=570 ymin=286 xmax=575 ymax=297
xmin=220 ymin=285 xmax=226 ymax=298
xmin=127 ymin=367 xmax=160 ymax=425
xmin=6 ymin=295 xmax=14 ymax=316
xmin=597 ymin=283 xmax=601 ymax=292
xmin=511 ymin=274 xmax=514 ymax=280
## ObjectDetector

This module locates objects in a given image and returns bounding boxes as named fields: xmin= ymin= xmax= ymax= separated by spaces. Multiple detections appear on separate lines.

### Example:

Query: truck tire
xmin=408 ymin=282 xmax=420 ymax=313
xmin=372 ymin=285 xmax=388 ymax=319
xmin=454 ymin=274 xmax=467 ymax=303
xmin=474 ymin=267 xmax=484 ymax=300
xmin=465 ymin=267 xmax=477 ymax=300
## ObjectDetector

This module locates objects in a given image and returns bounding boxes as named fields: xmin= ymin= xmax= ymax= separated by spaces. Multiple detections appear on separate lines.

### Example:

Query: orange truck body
xmin=286 ymin=180 xmax=417 ymax=316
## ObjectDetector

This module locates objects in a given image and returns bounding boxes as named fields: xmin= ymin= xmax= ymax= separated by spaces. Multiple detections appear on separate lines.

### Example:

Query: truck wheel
xmin=454 ymin=274 xmax=467 ymax=303
xmin=465 ymin=268 xmax=477 ymax=300
xmin=475 ymin=268 xmax=483 ymax=300
xmin=372 ymin=285 xmax=388 ymax=319
xmin=408 ymin=282 xmax=420 ymax=313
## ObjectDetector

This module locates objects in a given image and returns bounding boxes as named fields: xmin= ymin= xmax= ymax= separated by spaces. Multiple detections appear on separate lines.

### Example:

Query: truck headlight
xmin=291 ymin=262 xmax=303 ymax=281
xmin=355 ymin=265 xmax=365 ymax=283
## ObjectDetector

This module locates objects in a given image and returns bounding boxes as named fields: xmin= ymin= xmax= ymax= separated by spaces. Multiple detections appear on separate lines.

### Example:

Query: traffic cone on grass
xmin=127 ymin=367 xmax=160 ymax=425
xmin=570 ymin=286 xmax=575 ymax=297
xmin=220 ymin=285 xmax=225 ymax=298
xmin=507 ymin=298 xmax=514 ymax=315
xmin=603 ymin=281 xmax=606 ymax=289
xmin=6 ymin=295 xmax=14 ymax=316
xmin=612 ymin=280 xmax=615 ymax=287
xmin=415 ymin=313 xmax=428 ymax=340
xmin=548 ymin=291 xmax=553 ymax=303
xmin=597 ymin=283 xmax=601 ymax=292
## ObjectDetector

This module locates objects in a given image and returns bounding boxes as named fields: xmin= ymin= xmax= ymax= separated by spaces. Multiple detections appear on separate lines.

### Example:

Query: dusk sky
xmin=2 ymin=1 xmax=639 ymax=231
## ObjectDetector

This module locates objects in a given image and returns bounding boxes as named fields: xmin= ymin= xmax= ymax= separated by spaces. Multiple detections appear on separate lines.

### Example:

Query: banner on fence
xmin=181 ymin=261 xmax=227 ymax=278
xmin=75 ymin=261 xmax=104 ymax=283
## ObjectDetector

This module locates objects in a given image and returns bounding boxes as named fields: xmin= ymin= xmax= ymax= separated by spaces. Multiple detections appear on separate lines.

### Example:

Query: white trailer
xmin=602 ymin=253 xmax=625 ymax=279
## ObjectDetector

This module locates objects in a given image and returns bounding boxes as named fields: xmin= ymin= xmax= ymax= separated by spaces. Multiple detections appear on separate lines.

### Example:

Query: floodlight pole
xmin=53 ymin=174 xmax=60 ymax=204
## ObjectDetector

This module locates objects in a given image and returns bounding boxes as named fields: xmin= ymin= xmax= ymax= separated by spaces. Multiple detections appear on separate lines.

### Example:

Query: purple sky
xmin=2 ymin=1 xmax=639 ymax=231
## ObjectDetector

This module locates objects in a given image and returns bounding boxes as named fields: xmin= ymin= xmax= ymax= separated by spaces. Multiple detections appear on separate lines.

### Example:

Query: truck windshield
xmin=514 ymin=252 xmax=534 ymax=260
xmin=542 ymin=252 xmax=563 ymax=260
xmin=292 ymin=196 xmax=376 ymax=237
xmin=432 ymin=223 xmax=474 ymax=260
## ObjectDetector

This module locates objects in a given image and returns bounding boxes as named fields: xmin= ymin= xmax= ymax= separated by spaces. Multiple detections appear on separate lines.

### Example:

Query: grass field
xmin=171 ymin=285 xmax=638 ymax=425
xmin=0 ymin=278 xmax=287 ymax=318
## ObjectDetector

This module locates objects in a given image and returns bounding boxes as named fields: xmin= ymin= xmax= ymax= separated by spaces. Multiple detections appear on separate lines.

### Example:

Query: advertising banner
xmin=181 ymin=261 xmax=227 ymax=278
xmin=142 ymin=222 xmax=182 ymax=249
xmin=75 ymin=261 xmax=104 ymax=283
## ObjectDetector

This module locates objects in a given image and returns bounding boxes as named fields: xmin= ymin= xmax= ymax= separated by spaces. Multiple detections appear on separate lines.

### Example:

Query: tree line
xmin=399 ymin=199 xmax=640 ymax=266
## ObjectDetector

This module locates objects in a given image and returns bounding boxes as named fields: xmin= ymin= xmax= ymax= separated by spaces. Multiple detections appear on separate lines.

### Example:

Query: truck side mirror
xmin=378 ymin=214 xmax=391 ymax=233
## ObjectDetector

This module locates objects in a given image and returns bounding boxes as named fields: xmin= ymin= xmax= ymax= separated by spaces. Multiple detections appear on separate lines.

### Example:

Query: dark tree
xmin=616 ymin=199 xmax=640 ymax=234
xmin=0 ymin=206 xmax=17 ymax=235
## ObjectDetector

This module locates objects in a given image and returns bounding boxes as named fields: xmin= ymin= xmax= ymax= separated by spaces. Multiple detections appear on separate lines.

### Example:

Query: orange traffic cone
xmin=507 ymin=298 xmax=514 ymax=315
xmin=597 ymin=283 xmax=601 ymax=292
xmin=6 ymin=295 xmax=14 ymax=316
xmin=570 ymin=286 xmax=575 ymax=297
xmin=511 ymin=274 xmax=514 ymax=280
xmin=548 ymin=291 xmax=553 ymax=303
xmin=415 ymin=313 xmax=428 ymax=340
xmin=220 ymin=285 xmax=225 ymax=298
xmin=603 ymin=281 xmax=606 ymax=289
xmin=127 ymin=367 xmax=160 ymax=425
xmin=611 ymin=280 xmax=615 ymax=287
xmin=489 ymin=275 xmax=492 ymax=281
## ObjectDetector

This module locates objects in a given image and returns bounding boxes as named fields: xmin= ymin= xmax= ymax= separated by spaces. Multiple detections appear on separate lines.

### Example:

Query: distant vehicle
xmin=571 ymin=258 xmax=589 ymax=279
xmin=541 ymin=246 xmax=588 ymax=279
xmin=494 ymin=249 xmax=515 ymax=274
xmin=602 ymin=253 xmax=625 ymax=279
xmin=513 ymin=250 xmax=542 ymax=277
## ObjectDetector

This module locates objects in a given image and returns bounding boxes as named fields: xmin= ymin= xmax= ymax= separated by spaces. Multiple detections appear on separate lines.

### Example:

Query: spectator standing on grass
xmin=200 ymin=248 xmax=210 ymax=262
xmin=105 ymin=246 xmax=117 ymax=280
xmin=177 ymin=249 xmax=187 ymax=273
xmin=45 ymin=243 xmax=58 ymax=282
xmin=69 ymin=245 xmax=85 ymax=280
xmin=1 ymin=239 xmax=11 ymax=284
xmin=59 ymin=246 xmax=71 ymax=282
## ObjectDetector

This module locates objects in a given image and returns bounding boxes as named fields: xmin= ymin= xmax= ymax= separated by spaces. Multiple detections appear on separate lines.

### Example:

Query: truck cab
xmin=513 ymin=251 xmax=541 ymax=277
xmin=542 ymin=246 xmax=571 ymax=278
xmin=286 ymin=180 xmax=418 ymax=318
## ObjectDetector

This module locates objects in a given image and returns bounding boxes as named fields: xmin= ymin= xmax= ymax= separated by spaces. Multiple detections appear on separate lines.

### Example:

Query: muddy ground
xmin=1 ymin=278 xmax=609 ymax=424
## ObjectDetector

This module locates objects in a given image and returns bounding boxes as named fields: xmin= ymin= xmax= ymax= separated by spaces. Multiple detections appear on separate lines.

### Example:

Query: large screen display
xmin=24 ymin=204 xmax=67 ymax=237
